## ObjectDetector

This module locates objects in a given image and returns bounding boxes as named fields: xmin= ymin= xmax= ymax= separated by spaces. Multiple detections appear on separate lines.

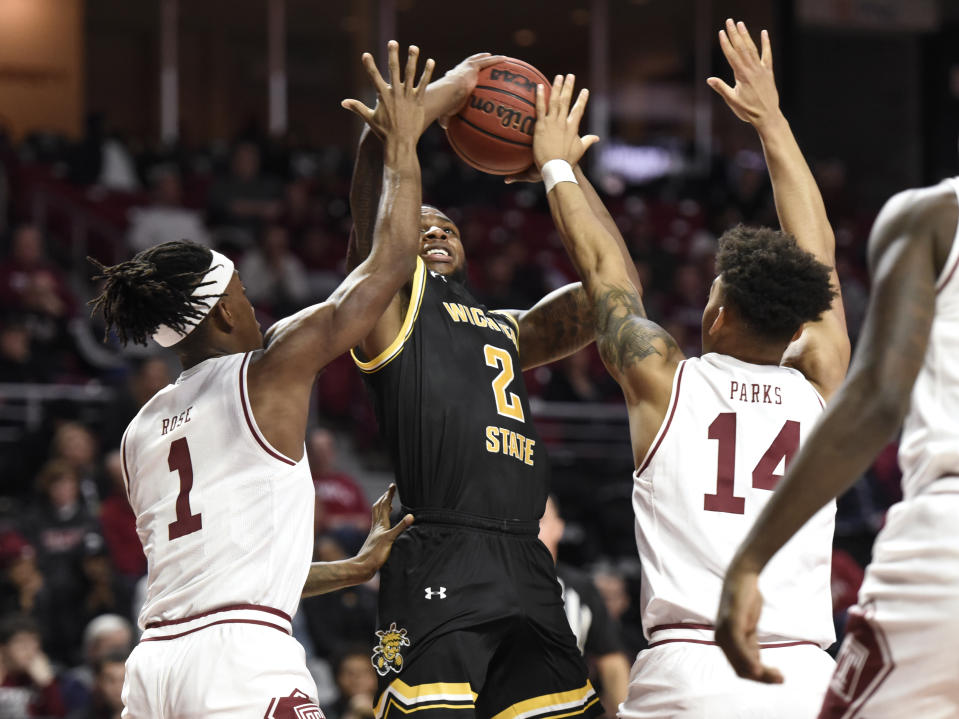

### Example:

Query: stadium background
xmin=0 ymin=0 xmax=955 ymax=714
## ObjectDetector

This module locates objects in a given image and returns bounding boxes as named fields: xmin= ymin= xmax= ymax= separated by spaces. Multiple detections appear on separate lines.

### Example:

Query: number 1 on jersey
xmin=484 ymin=344 xmax=525 ymax=422
xmin=167 ymin=437 xmax=202 ymax=540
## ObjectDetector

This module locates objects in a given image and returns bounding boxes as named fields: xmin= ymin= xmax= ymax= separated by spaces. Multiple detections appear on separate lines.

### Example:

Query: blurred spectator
xmin=60 ymin=615 xmax=132 ymax=714
xmin=0 ymin=223 xmax=75 ymax=319
xmin=66 ymin=650 xmax=126 ymax=719
xmin=238 ymin=224 xmax=311 ymax=316
xmin=207 ymin=141 xmax=283 ymax=246
xmin=49 ymin=423 xmax=103 ymax=512
xmin=127 ymin=167 xmax=210 ymax=253
xmin=307 ymin=429 xmax=371 ymax=540
xmin=98 ymin=451 xmax=145 ymax=584
xmin=592 ymin=566 xmax=647 ymax=659
xmin=104 ymin=357 xmax=174 ymax=447
xmin=540 ymin=496 xmax=628 ymax=716
xmin=325 ymin=645 xmax=377 ymax=719
xmin=0 ymin=533 xmax=50 ymax=620
xmin=0 ymin=320 xmax=42 ymax=383
xmin=23 ymin=461 xmax=101 ymax=664
xmin=830 ymin=548 xmax=865 ymax=649
xmin=543 ymin=349 xmax=609 ymax=403
xmin=0 ymin=613 xmax=66 ymax=718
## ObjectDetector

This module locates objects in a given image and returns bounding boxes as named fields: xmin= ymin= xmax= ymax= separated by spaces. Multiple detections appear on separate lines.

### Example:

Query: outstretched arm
xmin=248 ymin=43 xmax=432 ymax=459
xmin=302 ymin=485 xmax=413 ymax=597
xmin=346 ymin=52 xmax=505 ymax=271
xmin=708 ymin=20 xmax=850 ymax=398
xmin=715 ymin=184 xmax=957 ymax=683
xmin=531 ymin=74 xmax=681 ymax=461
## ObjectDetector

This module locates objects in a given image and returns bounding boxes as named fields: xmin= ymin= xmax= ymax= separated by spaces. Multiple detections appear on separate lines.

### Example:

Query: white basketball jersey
xmin=633 ymin=353 xmax=836 ymax=647
xmin=120 ymin=352 xmax=314 ymax=630
xmin=898 ymin=178 xmax=959 ymax=499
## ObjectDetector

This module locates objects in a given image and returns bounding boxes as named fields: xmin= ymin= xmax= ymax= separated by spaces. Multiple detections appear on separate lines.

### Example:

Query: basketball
xmin=445 ymin=58 xmax=551 ymax=176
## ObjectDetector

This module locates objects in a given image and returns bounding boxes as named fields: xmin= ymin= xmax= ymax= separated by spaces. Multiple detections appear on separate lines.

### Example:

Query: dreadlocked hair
xmin=88 ymin=241 xmax=223 ymax=346
xmin=716 ymin=225 xmax=835 ymax=343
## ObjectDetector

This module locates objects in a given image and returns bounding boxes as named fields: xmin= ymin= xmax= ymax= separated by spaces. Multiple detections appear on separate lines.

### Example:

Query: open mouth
xmin=422 ymin=247 xmax=452 ymax=263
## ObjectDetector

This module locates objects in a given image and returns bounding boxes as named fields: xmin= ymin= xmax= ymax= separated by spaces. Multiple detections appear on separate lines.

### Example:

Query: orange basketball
xmin=445 ymin=58 xmax=552 ymax=176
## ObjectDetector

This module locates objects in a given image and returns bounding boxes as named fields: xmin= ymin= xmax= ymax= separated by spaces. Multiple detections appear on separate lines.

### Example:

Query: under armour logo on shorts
xmin=424 ymin=586 xmax=447 ymax=599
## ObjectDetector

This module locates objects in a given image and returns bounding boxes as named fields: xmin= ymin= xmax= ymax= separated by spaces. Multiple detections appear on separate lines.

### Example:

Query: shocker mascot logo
xmin=371 ymin=622 xmax=411 ymax=676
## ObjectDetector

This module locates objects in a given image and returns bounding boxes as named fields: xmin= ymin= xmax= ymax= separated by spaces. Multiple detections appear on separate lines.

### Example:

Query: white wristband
xmin=541 ymin=159 xmax=578 ymax=194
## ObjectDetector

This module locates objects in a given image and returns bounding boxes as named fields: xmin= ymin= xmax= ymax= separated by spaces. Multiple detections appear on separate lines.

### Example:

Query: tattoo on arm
xmin=594 ymin=283 xmax=678 ymax=373
xmin=528 ymin=286 xmax=595 ymax=362
xmin=347 ymin=128 xmax=384 ymax=270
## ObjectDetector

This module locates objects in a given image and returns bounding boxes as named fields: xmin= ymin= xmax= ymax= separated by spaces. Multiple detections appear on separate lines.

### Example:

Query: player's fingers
xmin=761 ymin=29 xmax=773 ymax=69
xmin=387 ymin=40 xmax=402 ymax=90
xmin=706 ymin=77 xmax=736 ymax=104
xmin=717 ymin=30 xmax=740 ymax=72
xmin=568 ymin=87 xmax=589 ymax=127
xmin=535 ymin=83 xmax=547 ymax=120
xmin=361 ymin=53 xmax=389 ymax=96
xmin=548 ymin=74 xmax=563 ymax=116
xmin=757 ymin=664 xmax=785 ymax=685
xmin=404 ymin=45 xmax=419 ymax=91
xmin=724 ymin=18 xmax=744 ymax=53
xmin=736 ymin=21 xmax=760 ymax=60
xmin=559 ymin=73 xmax=576 ymax=115
xmin=387 ymin=513 xmax=414 ymax=539
xmin=477 ymin=54 xmax=507 ymax=68
xmin=415 ymin=58 xmax=436 ymax=96
xmin=581 ymin=134 xmax=601 ymax=152
xmin=341 ymin=99 xmax=375 ymax=124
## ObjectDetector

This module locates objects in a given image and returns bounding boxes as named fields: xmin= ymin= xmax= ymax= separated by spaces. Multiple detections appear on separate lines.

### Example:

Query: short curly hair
xmin=715 ymin=225 xmax=835 ymax=343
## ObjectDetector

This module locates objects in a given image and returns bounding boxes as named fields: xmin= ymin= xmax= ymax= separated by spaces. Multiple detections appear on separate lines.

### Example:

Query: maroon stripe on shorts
xmin=145 ymin=603 xmax=292 ymax=629
xmin=141 ymin=618 xmax=289 ymax=641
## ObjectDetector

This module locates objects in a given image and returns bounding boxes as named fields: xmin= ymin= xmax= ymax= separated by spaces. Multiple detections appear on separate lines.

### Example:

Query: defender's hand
xmin=531 ymin=74 xmax=600 ymax=170
xmin=355 ymin=483 xmax=413 ymax=580
xmin=436 ymin=52 xmax=507 ymax=129
xmin=715 ymin=566 xmax=784 ymax=684
xmin=342 ymin=41 xmax=436 ymax=142
xmin=707 ymin=20 xmax=780 ymax=130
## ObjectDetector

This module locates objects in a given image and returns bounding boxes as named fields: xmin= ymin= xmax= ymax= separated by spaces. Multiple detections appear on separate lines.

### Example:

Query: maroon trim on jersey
xmin=648 ymin=638 xmax=819 ymax=649
xmin=238 ymin=353 xmax=297 ymax=466
xmin=141 ymin=618 xmax=290 ymax=641
xmin=637 ymin=361 xmax=687 ymax=475
xmin=937 ymin=245 xmax=959 ymax=292
xmin=649 ymin=622 xmax=715 ymax=633
xmin=144 ymin=603 xmax=292 ymax=628
xmin=120 ymin=430 xmax=132 ymax=502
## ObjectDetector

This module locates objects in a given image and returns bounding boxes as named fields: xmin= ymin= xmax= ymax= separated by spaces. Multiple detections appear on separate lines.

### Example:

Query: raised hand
xmin=436 ymin=52 xmax=507 ymax=128
xmin=342 ymin=41 xmax=436 ymax=142
xmin=354 ymin=483 xmax=413 ymax=578
xmin=715 ymin=567 xmax=785 ymax=684
xmin=707 ymin=19 xmax=780 ymax=129
xmin=531 ymin=74 xmax=600 ymax=171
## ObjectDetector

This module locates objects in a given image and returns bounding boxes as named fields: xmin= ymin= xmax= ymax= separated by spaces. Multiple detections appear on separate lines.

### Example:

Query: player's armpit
xmin=510 ymin=282 xmax=595 ymax=371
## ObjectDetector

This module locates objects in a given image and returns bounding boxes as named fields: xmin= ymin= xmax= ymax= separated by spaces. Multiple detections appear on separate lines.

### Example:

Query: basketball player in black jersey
xmin=345 ymin=52 xmax=633 ymax=719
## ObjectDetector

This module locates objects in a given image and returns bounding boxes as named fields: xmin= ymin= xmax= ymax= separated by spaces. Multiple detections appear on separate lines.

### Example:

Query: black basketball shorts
xmin=369 ymin=509 xmax=602 ymax=719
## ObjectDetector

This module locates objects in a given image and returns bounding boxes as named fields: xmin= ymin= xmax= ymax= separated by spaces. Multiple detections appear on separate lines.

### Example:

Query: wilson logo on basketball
xmin=467 ymin=96 xmax=535 ymax=136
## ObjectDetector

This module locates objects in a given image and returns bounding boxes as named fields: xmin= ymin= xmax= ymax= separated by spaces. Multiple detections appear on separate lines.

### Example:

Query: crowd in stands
xmin=0 ymin=116 xmax=897 ymax=715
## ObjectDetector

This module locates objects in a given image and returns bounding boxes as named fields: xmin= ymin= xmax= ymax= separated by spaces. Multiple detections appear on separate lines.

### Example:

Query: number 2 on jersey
xmin=167 ymin=437 xmax=203 ymax=540
xmin=484 ymin=344 xmax=525 ymax=422
xmin=704 ymin=412 xmax=799 ymax=514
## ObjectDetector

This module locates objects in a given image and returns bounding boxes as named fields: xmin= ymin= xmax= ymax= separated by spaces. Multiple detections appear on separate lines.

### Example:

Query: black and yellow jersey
xmin=352 ymin=257 xmax=548 ymax=521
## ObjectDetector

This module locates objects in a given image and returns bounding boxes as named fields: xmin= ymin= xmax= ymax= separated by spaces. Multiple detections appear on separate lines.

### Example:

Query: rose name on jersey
xmin=442 ymin=302 xmax=518 ymax=349
xmin=161 ymin=406 xmax=194 ymax=435
xmin=729 ymin=381 xmax=783 ymax=405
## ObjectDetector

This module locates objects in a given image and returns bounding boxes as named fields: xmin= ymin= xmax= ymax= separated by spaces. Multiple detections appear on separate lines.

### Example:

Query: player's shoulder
xmin=877 ymin=182 xmax=958 ymax=236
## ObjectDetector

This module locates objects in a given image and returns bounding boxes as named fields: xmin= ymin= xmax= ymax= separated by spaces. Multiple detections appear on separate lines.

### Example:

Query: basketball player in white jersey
xmin=717 ymin=179 xmax=959 ymax=715
xmin=530 ymin=20 xmax=850 ymax=718
xmin=88 ymin=43 xmax=431 ymax=718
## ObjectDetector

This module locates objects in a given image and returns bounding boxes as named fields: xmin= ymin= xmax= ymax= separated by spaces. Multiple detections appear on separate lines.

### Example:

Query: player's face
xmin=419 ymin=208 xmax=466 ymax=280
xmin=701 ymin=275 xmax=724 ymax=352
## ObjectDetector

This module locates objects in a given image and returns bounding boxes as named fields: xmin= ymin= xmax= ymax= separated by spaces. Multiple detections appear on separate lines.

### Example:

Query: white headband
xmin=152 ymin=250 xmax=235 ymax=348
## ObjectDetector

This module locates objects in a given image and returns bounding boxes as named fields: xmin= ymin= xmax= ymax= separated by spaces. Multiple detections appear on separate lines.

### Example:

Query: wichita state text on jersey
xmin=351 ymin=258 xmax=548 ymax=520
